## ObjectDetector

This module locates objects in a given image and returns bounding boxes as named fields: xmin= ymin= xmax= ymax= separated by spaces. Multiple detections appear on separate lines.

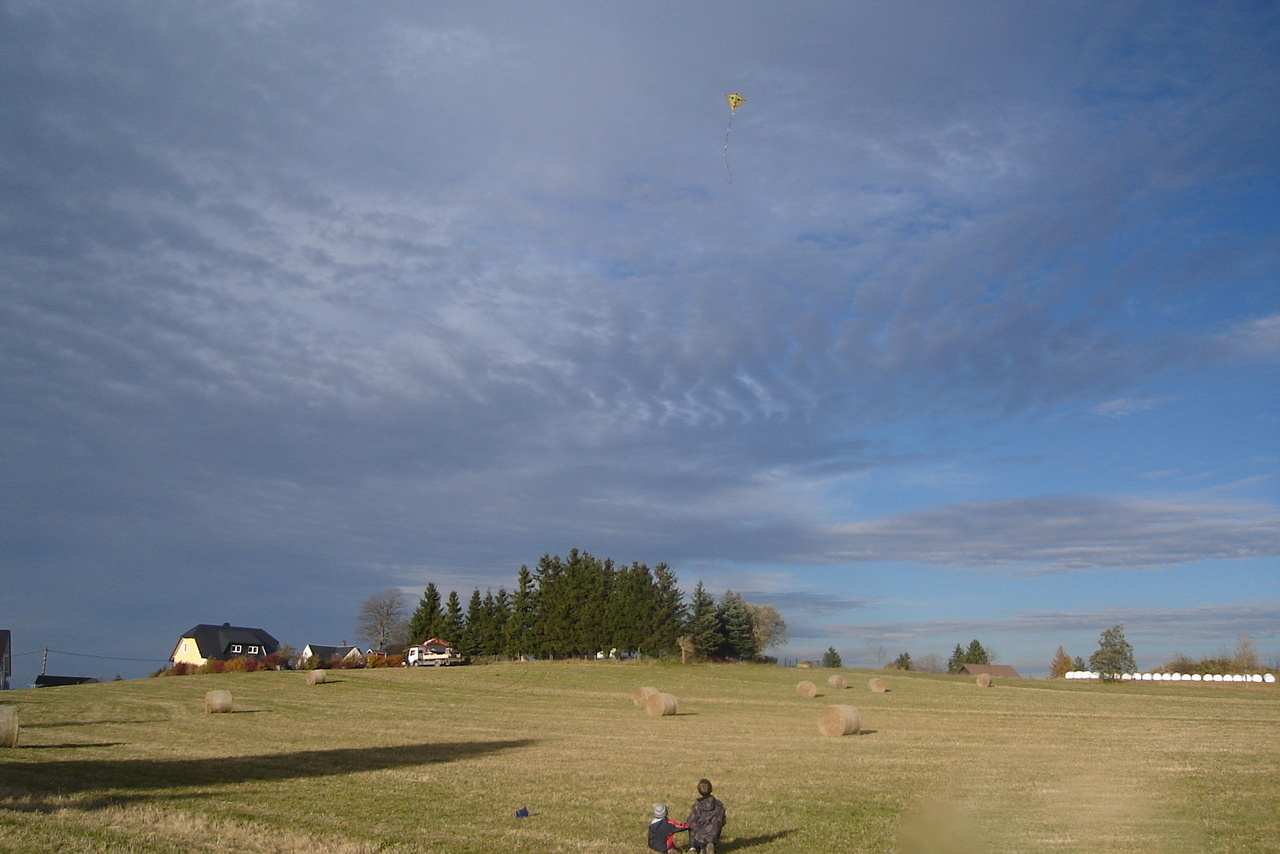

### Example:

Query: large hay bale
xmin=204 ymin=689 xmax=233 ymax=714
xmin=645 ymin=692 xmax=678 ymax=717
xmin=0 ymin=706 xmax=17 ymax=748
xmin=868 ymin=678 xmax=887 ymax=693
xmin=307 ymin=669 xmax=327 ymax=685
xmin=817 ymin=704 xmax=860 ymax=737
xmin=975 ymin=673 xmax=992 ymax=688
xmin=827 ymin=673 xmax=848 ymax=690
xmin=632 ymin=686 xmax=659 ymax=707
xmin=796 ymin=680 xmax=818 ymax=698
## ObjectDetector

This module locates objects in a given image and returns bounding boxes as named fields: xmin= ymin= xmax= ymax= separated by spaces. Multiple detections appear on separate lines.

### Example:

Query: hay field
xmin=1 ymin=663 xmax=1277 ymax=853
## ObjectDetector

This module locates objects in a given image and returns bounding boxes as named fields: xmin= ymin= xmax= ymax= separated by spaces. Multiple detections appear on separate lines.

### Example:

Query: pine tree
xmin=947 ymin=643 xmax=966 ymax=673
xmin=687 ymin=582 xmax=724 ymax=661
xmin=717 ymin=590 xmax=755 ymax=660
xmin=442 ymin=590 xmax=465 ymax=646
xmin=407 ymin=583 xmax=444 ymax=645
xmin=505 ymin=566 xmax=536 ymax=659
xmin=965 ymin=639 xmax=990 ymax=666
xmin=893 ymin=652 xmax=913 ymax=670
xmin=822 ymin=646 xmax=842 ymax=668
xmin=646 ymin=563 xmax=685 ymax=657
xmin=459 ymin=589 xmax=485 ymax=656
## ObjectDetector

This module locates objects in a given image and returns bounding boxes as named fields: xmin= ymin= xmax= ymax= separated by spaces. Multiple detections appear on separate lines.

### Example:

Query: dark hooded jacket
xmin=686 ymin=795 xmax=726 ymax=848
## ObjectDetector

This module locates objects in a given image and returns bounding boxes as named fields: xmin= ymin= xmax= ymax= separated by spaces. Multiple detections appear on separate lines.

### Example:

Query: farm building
xmin=299 ymin=644 xmax=364 ymax=667
xmin=959 ymin=664 xmax=1022 ymax=679
xmin=171 ymin=622 xmax=280 ymax=667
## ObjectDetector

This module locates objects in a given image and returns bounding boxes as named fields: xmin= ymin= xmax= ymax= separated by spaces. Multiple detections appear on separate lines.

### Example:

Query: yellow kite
xmin=723 ymin=92 xmax=745 ymax=181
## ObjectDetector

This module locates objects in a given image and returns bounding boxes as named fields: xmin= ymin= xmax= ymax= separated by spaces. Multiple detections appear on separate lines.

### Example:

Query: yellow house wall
xmin=172 ymin=636 xmax=207 ymax=666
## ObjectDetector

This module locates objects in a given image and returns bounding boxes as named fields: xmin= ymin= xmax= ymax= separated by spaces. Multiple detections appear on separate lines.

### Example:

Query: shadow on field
xmin=2 ymin=739 xmax=538 ymax=801
xmin=724 ymin=830 xmax=795 ymax=850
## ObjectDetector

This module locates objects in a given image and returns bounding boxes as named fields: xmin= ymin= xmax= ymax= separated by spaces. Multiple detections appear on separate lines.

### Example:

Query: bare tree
xmin=355 ymin=588 xmax=409 ymax=652
xmin=865 ymin=640 xmax=888 ymax=668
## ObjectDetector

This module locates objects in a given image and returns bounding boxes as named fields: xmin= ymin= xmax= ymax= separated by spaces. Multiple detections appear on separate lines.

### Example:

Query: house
xmin=959 ymin=663 xmax=1022 ymax=679
xmin=171 ymin=622 xmax=280 ymax=667
xmin=299 ymin=644 xmax=364 ymax=668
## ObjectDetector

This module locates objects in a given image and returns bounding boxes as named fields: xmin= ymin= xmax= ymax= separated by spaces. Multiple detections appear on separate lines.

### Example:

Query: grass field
xmin=1 ymin=662 xmax=1277 ymax=853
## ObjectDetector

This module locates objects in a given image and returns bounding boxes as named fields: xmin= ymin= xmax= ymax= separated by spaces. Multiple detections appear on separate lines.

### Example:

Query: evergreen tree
xmin=611 ymin=562 xmax=653 ymax=655
xmin=717 ymin=590 xmax=755 ymax=660
xmin=1089 ymin=624 xmax=1135 ymax=681
xmin=687 ymin=582 xmax=724 ymax=660
xmin=407 ymin=583 xmax=444 ymax=645
xmin=822 ymin=646 xmax=842 ymax=668
xmin=533 ymin=553 xmax=572 ymax=658
xmin=505 ymin=566 xmax=536 ymax=659
xmin=947 ymin=643 xmax=966 ymax=674
xmin=646 ymin=563 xmax=686 ymax=657
xmin=460 ymin=589 xmax=485 ymax=656
xmin=442 ymin=590 xmax=465 ymax=645
xmin=893 ymin=652 xmax=913 ymax=670
xmin=487 ymin=588 xmax=511 ymax=657
xmin=965 ymin=639 xmax=990 ymax=666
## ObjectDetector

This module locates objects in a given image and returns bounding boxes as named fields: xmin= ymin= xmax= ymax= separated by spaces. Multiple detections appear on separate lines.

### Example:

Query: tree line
xmin=359 ymin=549 xmax=789 ymax=662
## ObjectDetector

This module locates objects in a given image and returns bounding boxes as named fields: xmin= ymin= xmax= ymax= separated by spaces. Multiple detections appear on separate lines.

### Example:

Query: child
xmin=648 ymin=803 xmax=689 ymax=854
xmin=685 ymin=779 xmax=726 ymax=854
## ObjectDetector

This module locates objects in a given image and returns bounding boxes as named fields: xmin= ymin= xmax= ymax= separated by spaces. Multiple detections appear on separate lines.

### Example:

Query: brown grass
xmin=0 ymin=706 xmax=17 ymax=748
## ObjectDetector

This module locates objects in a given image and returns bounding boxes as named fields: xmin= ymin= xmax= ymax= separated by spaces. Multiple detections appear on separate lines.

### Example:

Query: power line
xmin=14 ymin=648 xmax=170 ymax=664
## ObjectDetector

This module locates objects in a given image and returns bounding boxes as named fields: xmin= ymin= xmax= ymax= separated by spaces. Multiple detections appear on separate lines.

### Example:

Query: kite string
xmin=723 ymin=112 xmax=735 ymax=183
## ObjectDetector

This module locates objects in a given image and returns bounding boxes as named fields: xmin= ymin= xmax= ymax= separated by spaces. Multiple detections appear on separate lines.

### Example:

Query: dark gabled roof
xmin=35 ymin=674 xmax=100 ymax=687
xmin=175 ymin=623 xmax=280 ymax=661
xmin=303 ymin=644 xmax=362 ymax=661
xmin=959 ymin=663 xmax=1022 ymax=679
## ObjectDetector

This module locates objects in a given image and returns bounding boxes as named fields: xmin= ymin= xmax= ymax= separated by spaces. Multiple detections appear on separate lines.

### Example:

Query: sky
xmin=2 ymin=1 xmax=1277 ymax=685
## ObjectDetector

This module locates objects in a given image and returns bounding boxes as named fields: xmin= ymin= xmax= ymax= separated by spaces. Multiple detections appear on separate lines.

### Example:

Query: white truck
xmin=406 ymin=640 xmax=464 ymax=666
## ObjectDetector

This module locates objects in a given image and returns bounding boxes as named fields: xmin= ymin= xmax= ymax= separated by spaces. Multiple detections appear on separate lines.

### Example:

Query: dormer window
xmin=231 ymin=644 xmax=242 ymax=654
xmin=248 ymin=645 xmax=259 ymax=654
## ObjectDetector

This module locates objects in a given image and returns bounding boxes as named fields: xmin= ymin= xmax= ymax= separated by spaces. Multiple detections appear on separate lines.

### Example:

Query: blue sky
xmin=2 ymin=2 xmax=1277 ymax=684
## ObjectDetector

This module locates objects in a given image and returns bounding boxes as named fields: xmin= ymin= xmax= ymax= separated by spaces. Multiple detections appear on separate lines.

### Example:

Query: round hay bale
xmin=632 ymin=686 xmax=659 ymax=707
xmin=868 ymin=678 xmax=887 ymax=693
xmin=796 ymin=680 xmax=818 ymax=698
xmin=827 ymin=673 xmax=848 ymax=690
xmin=975 ymin=673 xmax=992 ymax=688
xmin=204 ymin=689 xmax=233 ymax=714
xmin=645 ymin=692 xmax=678 ymax=717
xmin=0 ymin=706 xmax=17 ymax=748
xmin=817 ymin=704 xmax=860 ymax=737
xmin=307 ymin=669 xmax=327 ymax=685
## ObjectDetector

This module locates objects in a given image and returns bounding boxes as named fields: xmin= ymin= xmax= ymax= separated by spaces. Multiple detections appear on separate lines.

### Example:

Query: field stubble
xmin=0 ymin=663 xmax=1276 ymax=853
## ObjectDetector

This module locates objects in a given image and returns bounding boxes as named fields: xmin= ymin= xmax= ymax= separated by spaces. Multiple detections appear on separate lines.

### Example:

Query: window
xmin=231 ymin=644 xmax=242 ymax=654
xmin=248 ymin=645 xmax=259 ymax=654
xmin=181 ymin=641 xmax=188 ymax=653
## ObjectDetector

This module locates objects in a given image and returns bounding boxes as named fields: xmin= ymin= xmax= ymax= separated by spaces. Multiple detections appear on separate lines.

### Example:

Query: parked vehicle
xmin=406 ymin=639 xmax=463 ymax=666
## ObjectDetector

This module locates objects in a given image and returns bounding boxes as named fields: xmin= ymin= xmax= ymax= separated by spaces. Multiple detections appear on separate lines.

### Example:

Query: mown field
xmin=1 ymin=662 xmax=1277 ymax=854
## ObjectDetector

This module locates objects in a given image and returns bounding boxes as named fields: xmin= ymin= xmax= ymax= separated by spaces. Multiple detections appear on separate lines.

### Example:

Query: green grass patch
xmin=1 ymin=663 xmax=1276 ymax=853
